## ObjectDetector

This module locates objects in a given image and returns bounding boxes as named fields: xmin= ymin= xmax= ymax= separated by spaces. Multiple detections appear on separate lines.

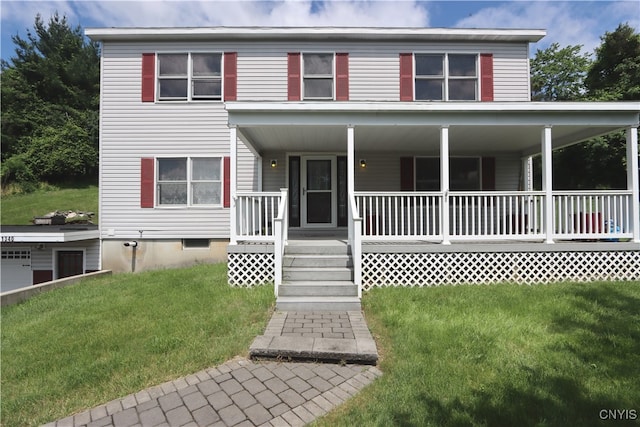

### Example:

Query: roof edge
xmin=85 ymin=26 xmax=546 ymax=43
xmin=225 ymin=101 xmax=640 ymax=115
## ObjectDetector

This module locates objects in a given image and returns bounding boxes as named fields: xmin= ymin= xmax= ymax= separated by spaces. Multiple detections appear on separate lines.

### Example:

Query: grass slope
xmin=316 ymin=282 xmax=640 ymax=427
xmin=0 ymin=184 xmax=98 ymax=225
xmin=1 ymin=263 xmax=274 ymax=427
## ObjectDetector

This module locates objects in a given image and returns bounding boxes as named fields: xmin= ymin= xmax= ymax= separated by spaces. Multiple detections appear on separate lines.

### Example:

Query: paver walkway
xmin=44 ymin=311 xmax=381 ymax=427
xmin=249 ymin=311 xmax=377 ymax=363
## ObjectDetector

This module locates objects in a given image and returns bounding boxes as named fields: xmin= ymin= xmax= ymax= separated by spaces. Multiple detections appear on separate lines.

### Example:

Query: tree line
xmin=1 ymin=15 xmax=638 ymax=192
xmin=1 ymin=13 xmax=99 ymax=191
xmin=530 ymin=23 xmax=640 ymax=190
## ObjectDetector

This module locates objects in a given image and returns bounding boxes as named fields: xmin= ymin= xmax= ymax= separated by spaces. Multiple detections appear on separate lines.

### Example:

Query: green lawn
xmin=0 ymin=184 xmax=98 ymax=225
xmin=316 ymin=282 xmax=640 ymax=427
xmin=3 ymin=273 xmax=639 ymax=427
xmin=1 ymin=263 xmax=274 ymax=427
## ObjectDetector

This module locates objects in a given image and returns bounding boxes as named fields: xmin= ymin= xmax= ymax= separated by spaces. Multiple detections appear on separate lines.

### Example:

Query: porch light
xmin=270 ymin=159 xmax=277 ymax=168
xmin=360 ymin=159 xmax=367 ymax=168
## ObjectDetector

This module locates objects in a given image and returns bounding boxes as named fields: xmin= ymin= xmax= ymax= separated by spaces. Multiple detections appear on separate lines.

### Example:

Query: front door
xmin=301 ymin=156 xmax=336 ymax=227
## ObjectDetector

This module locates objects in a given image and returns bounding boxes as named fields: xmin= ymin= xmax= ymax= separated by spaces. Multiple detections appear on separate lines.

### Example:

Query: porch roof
xmin=226 ymin=101 xmax=640 ymax=155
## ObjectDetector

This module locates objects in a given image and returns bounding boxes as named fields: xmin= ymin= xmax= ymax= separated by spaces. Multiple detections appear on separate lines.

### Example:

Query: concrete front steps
xmin=276 ymin=241 xmax=361 ymax=311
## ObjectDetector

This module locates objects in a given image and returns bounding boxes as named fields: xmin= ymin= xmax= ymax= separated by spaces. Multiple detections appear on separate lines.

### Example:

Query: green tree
xmin=586 ymin=23 xmax=640 ymax=101
xmin=530 ymin=42 xmax=591 ymax=101
xmin=1 ymin=13 xmax=99 ymax=188
xmin=531 ymin=24 xmax=639 ymax=190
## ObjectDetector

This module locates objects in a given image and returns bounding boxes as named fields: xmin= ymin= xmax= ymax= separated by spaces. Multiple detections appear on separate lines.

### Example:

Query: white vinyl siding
xmin=260 ymin=152 xmax=521 ymax=193
xmin=354 ymin=152 xmax=521 ymax=192
xmin=235 ymin=40 xmax=528 ymax=102
xmin=101 ymin=42 xmax=233 ymax=239
xmin=30 ymin=241 xmax=100 ymax=272
xmin=99 ymin=38 xmax=531 ymax=239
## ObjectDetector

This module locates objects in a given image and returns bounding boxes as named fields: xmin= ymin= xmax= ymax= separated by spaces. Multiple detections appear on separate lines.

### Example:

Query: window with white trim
xmin=415 ymin=54 xmax=478 ymax=101
xmin=303 ymin=53 xmax=334 ymax=100
xmin=415 ymin=157 xmax=481 ymax=190
xmin=157 ymin=157 xmax=221 ymax=206
xmin=157 ymin=53 xmax=221 ymax=101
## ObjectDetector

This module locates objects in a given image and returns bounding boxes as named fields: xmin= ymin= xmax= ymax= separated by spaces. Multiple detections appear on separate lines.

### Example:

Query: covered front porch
xmin=225 ymin=102 xmax=640 ymax=290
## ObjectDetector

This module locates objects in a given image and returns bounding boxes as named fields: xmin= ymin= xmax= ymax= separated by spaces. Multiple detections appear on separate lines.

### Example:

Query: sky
xmin=1 ymin=0 xmax=639 ymax=63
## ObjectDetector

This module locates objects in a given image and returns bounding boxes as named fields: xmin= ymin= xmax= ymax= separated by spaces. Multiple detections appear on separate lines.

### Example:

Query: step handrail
xmin=274 ymin=188 xmax=288 ymax=296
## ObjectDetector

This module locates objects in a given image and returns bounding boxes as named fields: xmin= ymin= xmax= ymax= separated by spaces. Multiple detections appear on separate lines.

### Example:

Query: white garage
xmin=0 ymin=225 xmax=100 ymax=294
xmin=1 ymin=248 xmax=32 ymax=292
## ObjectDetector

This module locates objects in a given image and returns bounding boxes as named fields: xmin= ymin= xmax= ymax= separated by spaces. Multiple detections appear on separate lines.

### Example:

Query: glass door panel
xmin=302 ymin=157 xmax=336 ymax=227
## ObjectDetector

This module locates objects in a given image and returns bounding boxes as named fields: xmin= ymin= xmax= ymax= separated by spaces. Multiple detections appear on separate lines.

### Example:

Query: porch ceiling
xmin=237 ymin=124 xmax=627 ymax=155
xmin=228 ymin=102 xmax=639 ymax=156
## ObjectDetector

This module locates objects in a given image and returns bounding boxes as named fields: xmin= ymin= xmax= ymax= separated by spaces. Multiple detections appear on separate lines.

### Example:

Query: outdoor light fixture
xmin=271 ymin=159 xmax=277 ymax=168
xmin=360 ymin=159 xmax=367 ymax=168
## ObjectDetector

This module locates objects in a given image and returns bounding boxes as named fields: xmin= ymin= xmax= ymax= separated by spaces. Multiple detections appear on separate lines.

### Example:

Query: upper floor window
xmin=303 ymin=53 xmax=334 ymax=100
xmin=157 ymin=53 xmax=221 ymax=101
xmin=157 ymin=157 xmax=222 ymax=206
xmin=415 ymin=54 xmax=477 ymax=101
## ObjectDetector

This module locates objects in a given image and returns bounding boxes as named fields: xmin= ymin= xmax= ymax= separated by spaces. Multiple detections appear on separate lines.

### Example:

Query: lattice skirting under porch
xmin=228 ymin=252 xmax=274 ymax=287
xmin=361 ymin=251 xmax=640 ymax=290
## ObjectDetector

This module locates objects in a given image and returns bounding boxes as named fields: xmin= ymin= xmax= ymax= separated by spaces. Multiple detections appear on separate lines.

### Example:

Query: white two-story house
xmin=86 ymin=27 xmax=639 ymax=310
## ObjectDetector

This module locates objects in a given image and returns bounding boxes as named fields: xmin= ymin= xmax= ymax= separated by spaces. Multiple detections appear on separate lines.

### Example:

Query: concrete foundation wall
xmin=102 ymin=239 xmax=228 ymax=273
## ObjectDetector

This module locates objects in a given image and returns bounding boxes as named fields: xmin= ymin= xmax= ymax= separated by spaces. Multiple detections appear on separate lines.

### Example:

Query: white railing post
xmin=349 ymin=194 xmax=362 ymax=297
xmin=280 ymin=188 xmax=288 ymax=246
xmin=542 ymin=126 xmax=554 ymax=244
xmin=229 ymin=126 xmax=238 ymax=244
xmin=441 ymin=126 xmax=451 ymax=244
xmin=627 ymin=127 xmax=639 ymax=243
xmin=273 ymin=189 xmax=288 ymax=297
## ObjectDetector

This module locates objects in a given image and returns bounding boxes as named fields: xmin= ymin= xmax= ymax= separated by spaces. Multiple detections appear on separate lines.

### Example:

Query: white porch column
xmin=229 ymin=126 xmax=238 ymax=245
xmin=627 ymin=126 xmax=640 ymax=242
xmin=441 ymin=126 xmax=450 ymax=244
xmin=347 ymin=125 xmax=355 ymax=240
xmin=541 ymin=126 xmax=554 ymax=244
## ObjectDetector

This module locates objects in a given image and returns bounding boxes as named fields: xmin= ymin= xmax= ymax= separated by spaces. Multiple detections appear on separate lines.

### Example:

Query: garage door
xmin=1 ymin=248 xmax=32 ymax=292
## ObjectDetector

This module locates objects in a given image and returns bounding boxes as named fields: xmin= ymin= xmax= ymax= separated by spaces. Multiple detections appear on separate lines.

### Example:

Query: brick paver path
xmin=44 ymin=312 xmax=382 ymax=427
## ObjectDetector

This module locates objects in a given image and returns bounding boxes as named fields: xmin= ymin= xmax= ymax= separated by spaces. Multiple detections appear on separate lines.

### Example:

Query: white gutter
xmin=225 ymin=101 xmax=640 ymax=114
xmin=85 ymin=26 xmax=546 ymax=43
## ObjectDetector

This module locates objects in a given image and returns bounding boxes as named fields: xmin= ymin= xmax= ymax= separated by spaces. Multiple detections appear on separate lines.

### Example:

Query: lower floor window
xmin=157 ymin=157 xmax=221 ymax=206
xmin=416 ymin=157 xmax=480 ymax=191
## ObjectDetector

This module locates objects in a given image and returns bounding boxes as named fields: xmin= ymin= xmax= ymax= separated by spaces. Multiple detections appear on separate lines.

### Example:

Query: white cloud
xmin=1 ymin=0 xmax=78 ymax=32
xmin=454 ymin=1 xmax=639 ymax=56
xmin=73 ymin=0 xmax=429 ymax=28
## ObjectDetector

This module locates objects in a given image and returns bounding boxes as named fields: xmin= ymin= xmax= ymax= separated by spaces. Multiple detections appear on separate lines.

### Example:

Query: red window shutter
xmin=141 ymin=53 xmax=155 ymax=102
xmin=335 ymin=53 xmax=349 ymax=101
xmin=399 ymin=53 xmax=414 ymax=101
xmin=482 ymin=157 xmax=496 ymax=190
xmin=400 ymin=157 xmax=414 ymax=191
xmin=224 ymin=52 xmax=237 ymax=101
xmin=287 ymin=52 xmax=301 ymax=101
xmin=140 ymin=158 xmax=155 ymax=208
xmin=480 ymin=53 xmax=494 ymax=102
xmin=223 ymin=156 xmax=231 ymax=208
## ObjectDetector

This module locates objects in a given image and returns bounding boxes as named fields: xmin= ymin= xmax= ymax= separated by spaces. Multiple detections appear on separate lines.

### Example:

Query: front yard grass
xmin=1 ymin=263 xmax=274 ymax=427
xmin=316 ymin=281 xmax=640 ymax=427
xmin=3 ymin=271 xmax=639 ymax=427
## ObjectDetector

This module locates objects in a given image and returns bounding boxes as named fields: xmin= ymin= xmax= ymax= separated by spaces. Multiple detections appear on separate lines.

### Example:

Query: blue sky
xmin=1 ymin=1 xmax=639 ymax=63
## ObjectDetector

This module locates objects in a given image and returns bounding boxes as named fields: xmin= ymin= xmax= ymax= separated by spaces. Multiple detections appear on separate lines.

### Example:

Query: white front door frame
xmin=301 ymin=155 xmax=338 ymax=228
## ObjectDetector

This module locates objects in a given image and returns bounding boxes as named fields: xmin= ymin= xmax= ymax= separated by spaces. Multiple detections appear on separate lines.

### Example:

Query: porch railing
xmin=354 ymin=192 xmax=442 ymax=240
xmin=353 ymin=190 xmax=632 ymax=241
xmin=348 ymin=194 xmax=362 ymax=297
xmin=235 ymin=191 xmax=282 ymax=241
xmin=273 ymin=189 xmax=288 ymax=294
xmin=449 ymin=191 xmax=545 ymax=239
xmin=553 ymin=191 xmax=632 ymax=239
